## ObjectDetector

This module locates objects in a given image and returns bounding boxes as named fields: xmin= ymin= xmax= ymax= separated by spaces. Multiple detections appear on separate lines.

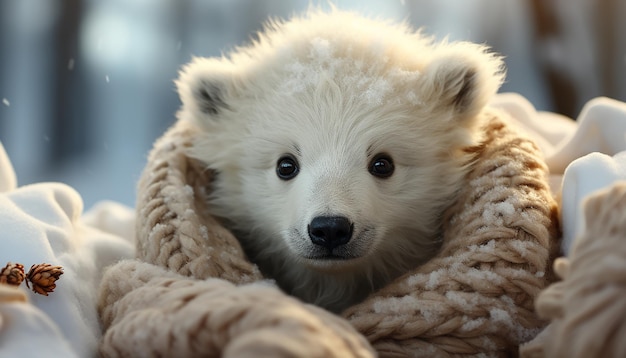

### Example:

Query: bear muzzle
xmin=308 ymin=215 xmax=354 ymax=251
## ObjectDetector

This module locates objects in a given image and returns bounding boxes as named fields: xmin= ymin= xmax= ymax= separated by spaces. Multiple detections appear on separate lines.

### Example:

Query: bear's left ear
xmin=419 ymin=43 xmax=505 ymax=120
xmin=175 ymin=57 xmax=241 ymax=120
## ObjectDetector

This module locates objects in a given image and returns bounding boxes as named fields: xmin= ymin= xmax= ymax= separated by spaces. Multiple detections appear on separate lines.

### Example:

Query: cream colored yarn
xmin=134 ymin=121 xmax=262 ymax=284
xmin=99 ymin=261 xmax=375 ymax=358
xmin=521 ymin=181 xmax=626 ymax=358
xmin=98 ymin=110 xmax=559 ymax=357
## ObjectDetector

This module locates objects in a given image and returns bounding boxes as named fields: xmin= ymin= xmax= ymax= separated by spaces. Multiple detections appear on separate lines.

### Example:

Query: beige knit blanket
xmin=520 ymin=181 xmax=626 ymax=358
xmin=98 ymin=111 xmax=560 ymax=357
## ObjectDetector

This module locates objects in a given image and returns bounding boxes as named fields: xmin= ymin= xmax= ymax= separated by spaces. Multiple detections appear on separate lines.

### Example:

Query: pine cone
xmin=0 ymin=262 xmax=26 ymax=286
xmin=26 ymin=263 xmax=64 ymax=296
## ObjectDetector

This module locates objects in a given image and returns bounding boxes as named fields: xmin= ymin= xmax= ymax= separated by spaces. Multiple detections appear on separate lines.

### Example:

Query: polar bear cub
xmin=176 ymin=10 xmax=504 ymax=312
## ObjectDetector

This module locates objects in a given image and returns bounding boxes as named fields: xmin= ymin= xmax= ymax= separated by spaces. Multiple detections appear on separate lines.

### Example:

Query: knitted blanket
xmin=520 ymin=181 xmax=626 ymax=358
xmin=98 ymin=109 xmax=560 ymax=357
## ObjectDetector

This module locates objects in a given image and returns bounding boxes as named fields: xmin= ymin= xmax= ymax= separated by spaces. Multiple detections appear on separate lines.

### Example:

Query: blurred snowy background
xmin=1 ymin=0 xmax=625 ymax=209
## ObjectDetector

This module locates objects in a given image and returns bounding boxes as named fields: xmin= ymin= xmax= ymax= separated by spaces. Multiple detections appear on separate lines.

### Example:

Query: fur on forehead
xmin=177 ymin=9 xmax=505 ymax=135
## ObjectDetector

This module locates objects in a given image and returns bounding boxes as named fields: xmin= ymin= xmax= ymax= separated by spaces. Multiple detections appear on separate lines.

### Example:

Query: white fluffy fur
xmin=176 ymin=9 xmax=504 ymax=312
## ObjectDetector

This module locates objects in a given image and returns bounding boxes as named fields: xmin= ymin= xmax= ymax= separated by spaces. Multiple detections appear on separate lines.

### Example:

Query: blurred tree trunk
xmin=531 ymin=0 xmax=624 ymax=118
xmin=53 ymin=0 xmax=87 ymax=163
xmin=530 ymin=0 xmax=578 ymax=118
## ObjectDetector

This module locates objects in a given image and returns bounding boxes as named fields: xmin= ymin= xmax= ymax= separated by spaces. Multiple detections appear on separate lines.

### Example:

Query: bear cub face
xmin=177 ymin=10 xmax=504 ymax=312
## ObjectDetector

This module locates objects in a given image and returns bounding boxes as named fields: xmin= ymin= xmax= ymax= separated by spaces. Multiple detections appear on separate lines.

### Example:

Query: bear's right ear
xmin=175 ymin=57 xmax=238 ymax=119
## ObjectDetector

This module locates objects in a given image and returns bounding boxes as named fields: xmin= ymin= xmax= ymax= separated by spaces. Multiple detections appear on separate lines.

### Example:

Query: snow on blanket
xmin=0 ymin=93 xmax=625 ymax=356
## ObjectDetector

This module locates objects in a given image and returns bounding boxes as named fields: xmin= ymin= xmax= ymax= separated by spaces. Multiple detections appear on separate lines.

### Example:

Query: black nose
xmin=308 ymin=216 xmax=353 ymax=250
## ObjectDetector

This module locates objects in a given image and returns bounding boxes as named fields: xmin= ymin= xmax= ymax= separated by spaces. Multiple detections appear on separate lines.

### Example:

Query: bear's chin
xmin=298 ymin=255 xmax=369 ymax=273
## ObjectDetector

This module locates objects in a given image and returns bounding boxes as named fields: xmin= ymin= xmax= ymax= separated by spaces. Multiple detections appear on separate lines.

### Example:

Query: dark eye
xmin=276 ymin=155 xmax=299 ymax=180
xmin=369 ymin=153 xmax=394 ymax=178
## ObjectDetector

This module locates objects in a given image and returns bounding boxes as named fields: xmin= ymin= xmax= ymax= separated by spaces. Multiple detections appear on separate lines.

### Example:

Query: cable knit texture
xmin=520 ymin=181 xmax=626 ymax=358
xmin=98 ymin=110 xmax=560 ymax=357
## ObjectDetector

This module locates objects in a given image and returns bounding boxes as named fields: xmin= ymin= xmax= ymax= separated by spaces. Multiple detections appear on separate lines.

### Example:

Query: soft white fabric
xmin=560 ymin=152 xmax=626 ymax=253
xmin=0 ymin=143 xmax=16 ymax=193
xmin=0 ymin=142 xmax=135 ymax=357
xmin=82 ymin=200 xmax=136 ymax=243
xmin=0 ymin=93 xmax=625 ymax=356
xmin=545 ymin=97 xmax=626 ymax=174
xmin=0 ymin=301 xmax=78 ymax=358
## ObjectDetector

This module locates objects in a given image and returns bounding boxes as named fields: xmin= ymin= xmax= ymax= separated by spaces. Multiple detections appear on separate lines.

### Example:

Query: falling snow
xmin=2 ymin=98 xmax=9 ymax=107
xmin=68 ymin=58 xmax=75 ymax=71
xmin=105 ymin=75 xmax=110 ymax=83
